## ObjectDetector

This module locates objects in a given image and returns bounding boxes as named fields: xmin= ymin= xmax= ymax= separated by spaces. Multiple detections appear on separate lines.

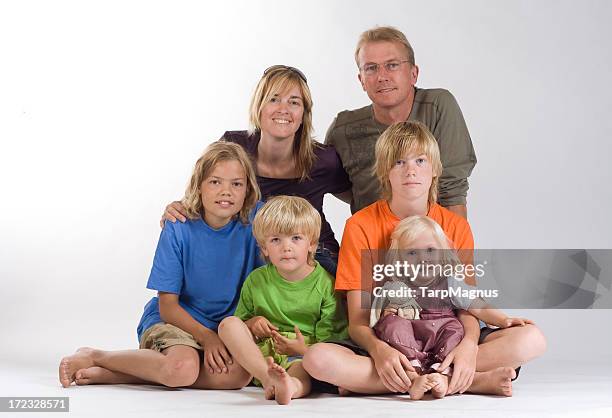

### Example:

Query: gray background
xmin=1 ymin=0 xmax=611 ymax=374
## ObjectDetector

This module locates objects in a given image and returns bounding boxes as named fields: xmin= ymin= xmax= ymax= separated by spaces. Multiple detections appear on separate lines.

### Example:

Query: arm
xmin=469 ymin=303 xmax=534 ymax=329
xmin=433 ymin=90 xmax=477 ymax=210
xmin=333 ymin=190 xmax=353 ymax=204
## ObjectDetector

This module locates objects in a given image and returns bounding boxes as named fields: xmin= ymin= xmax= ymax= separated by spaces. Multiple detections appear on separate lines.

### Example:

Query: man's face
xmin=357 ymin=41 xmax=418 ymax=110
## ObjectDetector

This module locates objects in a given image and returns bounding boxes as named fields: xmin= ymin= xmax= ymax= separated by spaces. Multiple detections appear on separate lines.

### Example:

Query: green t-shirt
xmin=234 ymin=262 xmax=348 ymax=343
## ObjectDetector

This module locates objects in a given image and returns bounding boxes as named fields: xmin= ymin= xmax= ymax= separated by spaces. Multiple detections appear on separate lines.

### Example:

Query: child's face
xmin=200 ymin=159 xmax=247 ymax=229
xmin=399 ymin=231 xmax=444 ymax=286
xmin=261 ymin=232 xmax=317 ymax=281
xmin=388 ymin=152 xmax=433 ymax=203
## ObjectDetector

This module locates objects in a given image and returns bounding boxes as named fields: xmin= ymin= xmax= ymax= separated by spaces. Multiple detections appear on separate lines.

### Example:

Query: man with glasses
xmin=326 ymin=26 xmax=476 ymax=218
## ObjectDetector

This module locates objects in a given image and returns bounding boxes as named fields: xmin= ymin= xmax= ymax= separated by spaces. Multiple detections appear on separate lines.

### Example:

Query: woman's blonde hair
xmin=354 ymin=26 xmax=415 ymax=67
xmin=181 ymin=141 xmax=260 ymax=223
xmin=252 ymin=196 xmax=321 ymax=265
xmin=249 ymin=66 xmax=318 ymax=181
xmin=374 ymin=121 xmax=443 ymax=203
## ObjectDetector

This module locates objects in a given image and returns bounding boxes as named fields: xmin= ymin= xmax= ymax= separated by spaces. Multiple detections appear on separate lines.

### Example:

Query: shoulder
xmin=243 ymin=264 xmax=272 ymax=286
xmin=331 ymin=105 xmax=372 ymax=130
xmin=347 ymin=200 xmax=385 ymax=226
xmin=220 ymin=131 xmax=258 ymax=154
xmin=415 ymin=88 xmax=460 ymax=109
xmin=312 ymin=142 xmax=343 ymax=164
xmin=429 ymin=204 xmax=473 ymax=248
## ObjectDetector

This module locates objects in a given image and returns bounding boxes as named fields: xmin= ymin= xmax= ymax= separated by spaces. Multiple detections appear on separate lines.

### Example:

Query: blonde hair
xmin=389 ymin=215 xmax=459 ymax=267
xmin=252 ymin=196 xmax=321 ymax=265
xmin=248 ymin=66 xmax=318 ymax=181
xmin=374 ymin=121 xmax=443 ymax=203
xmin=354 ymin=26 xmax=415 ymax=67
xmin=181 ymin=141 xmax=260 ymax=223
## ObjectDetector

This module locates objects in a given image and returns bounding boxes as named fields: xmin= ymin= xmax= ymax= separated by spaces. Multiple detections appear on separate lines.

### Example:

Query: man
xmin=326 ymin=26 xmax=476 ymax=218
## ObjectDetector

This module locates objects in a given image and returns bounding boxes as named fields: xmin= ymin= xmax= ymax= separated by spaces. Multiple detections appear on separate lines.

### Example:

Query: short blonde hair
xmin=249 ymin=66 xmax=318 ymax=181
xmin=355 ymin=26 xmax=415 ymax=67
xmin=389 ymin=215 xmax=459 ymax=267
xmin=252 ymin=196 xmax=321 ymax=265
xmin=181 ymin=141 xmax=260 ymax=223
xmin=374 ymin=121 xmax=443 ymax=203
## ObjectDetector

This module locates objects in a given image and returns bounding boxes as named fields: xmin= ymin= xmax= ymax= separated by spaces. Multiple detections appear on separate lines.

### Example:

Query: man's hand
xmin=199 ymin=332 xmax=232 ymax=374
xmin=271 ymin=326 xmax=307 ymax=356
xmin=245 ymin=316 xmax=279 ymax=339
xmin=160 ymin=201 xmax=187 ymax=228
xmin=370 ymin=342 xmax=415 ymax=393
xmin=439 ymin=339 xmax=478 ymax=394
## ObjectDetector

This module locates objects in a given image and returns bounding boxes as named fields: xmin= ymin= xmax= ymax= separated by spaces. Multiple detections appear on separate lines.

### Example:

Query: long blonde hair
xmin=249 ymin=66 xmax=318 ymax=181
xmin=181 ymin=142 xmax=260 ymax=223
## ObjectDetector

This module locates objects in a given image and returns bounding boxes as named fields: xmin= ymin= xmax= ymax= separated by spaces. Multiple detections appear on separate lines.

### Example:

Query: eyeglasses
xmin=263 ymin=65 xmax=308 ymax=84
xmin=360 ymin=60 xmax=410 ymax=76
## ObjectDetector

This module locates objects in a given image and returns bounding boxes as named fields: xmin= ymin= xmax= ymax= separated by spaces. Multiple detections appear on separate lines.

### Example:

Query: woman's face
xmin=388 ymin=151 xmax=433 ymax=203
xmin=259 ymin=85 xmax=304 ymax=141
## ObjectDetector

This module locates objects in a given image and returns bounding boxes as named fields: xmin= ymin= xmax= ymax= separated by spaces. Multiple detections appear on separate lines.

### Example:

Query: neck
xmin=277 ymin=262 xmax=315 ymax=283
xmin=388 ymin=196 xmax=429 ymax=219
xmin=372 ymin=87 xmax=415 ymax=126
xmin=258 ymin=131 xmax=294 ymax=164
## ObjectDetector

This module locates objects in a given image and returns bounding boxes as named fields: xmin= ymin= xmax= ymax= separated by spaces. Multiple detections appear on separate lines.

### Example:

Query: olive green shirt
xmin=325 ymin=87 xmax=477 ymax=213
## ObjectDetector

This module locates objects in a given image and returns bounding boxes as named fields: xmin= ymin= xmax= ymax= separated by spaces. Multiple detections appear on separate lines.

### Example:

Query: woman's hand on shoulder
xmin=160 ymin=201 xmax=187 ymax=228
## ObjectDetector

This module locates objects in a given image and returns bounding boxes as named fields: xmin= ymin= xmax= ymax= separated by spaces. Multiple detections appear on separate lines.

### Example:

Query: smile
xmin=272 ymin=118 xmax=291 ymax=124
xmin=215 ymin=200 xmax=234 ymax=208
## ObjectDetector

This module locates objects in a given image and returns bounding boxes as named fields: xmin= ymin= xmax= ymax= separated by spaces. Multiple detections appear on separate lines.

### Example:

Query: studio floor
xmin=3 ymin=360 xmax=612 ymax=418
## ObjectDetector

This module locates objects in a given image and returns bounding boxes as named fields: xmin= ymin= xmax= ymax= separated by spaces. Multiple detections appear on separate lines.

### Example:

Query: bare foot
xmin=59 ymin=348 xmax=97 ymax=388
xmin=409 ymin=374 xmax=436 ymax=400
xmin=262 ymin=357 xmax=298 ymax=405
xmin=429 ymin=373 xmax=449 ymax=399
xmin=75 ymin=367 xmax=120 ymax=385
xmin=469 ymin=367 xmax=516 ymax=397
xmin=338 ymin=387 xmax=353 ymax=396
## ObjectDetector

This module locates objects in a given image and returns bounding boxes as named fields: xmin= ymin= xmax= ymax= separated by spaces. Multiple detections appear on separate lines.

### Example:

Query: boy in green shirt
xmin=218 ymin=196 xmax=348 ymax=405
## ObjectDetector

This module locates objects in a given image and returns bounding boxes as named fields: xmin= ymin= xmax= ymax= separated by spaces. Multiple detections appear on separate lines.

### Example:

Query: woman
xmin=163 ymin=65 xmax=351 ymax=276
xmin=302 ymin=121 xmax=547 ymax=397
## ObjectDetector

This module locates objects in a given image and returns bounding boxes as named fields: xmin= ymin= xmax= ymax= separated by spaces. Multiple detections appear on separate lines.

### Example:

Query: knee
xmin=160 ymin=356 xmax=200 ymax=388
xmin=302 ymin=343 xmax=334 ymax=379
xmin=515 ymin=324 xmax=547 ymax=363
xmin=217 ymin=316 xmax=242 ymax=338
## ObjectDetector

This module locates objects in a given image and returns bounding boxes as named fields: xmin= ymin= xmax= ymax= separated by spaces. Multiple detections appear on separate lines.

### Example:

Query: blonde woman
xmin=59 ymin=142 xmax=263 ymax=390
xmin=163 ymin=65 xmax=351 ymax=276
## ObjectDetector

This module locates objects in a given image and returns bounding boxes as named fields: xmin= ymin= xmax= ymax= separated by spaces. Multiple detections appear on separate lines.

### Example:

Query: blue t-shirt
xmin=136 ymin=207 xmax=263 ymax=341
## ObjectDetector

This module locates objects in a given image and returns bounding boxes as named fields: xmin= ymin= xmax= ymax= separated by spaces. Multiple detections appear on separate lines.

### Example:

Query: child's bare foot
xmin=338 ymin=387 xmax=353 ymax=396
xmin=408 ymin=374 xmax=436 ymax=400
xmin=428 ymin=373 xmax=449 ymax=399
xmin=263 ymin=357 xmax=298 ymax=405
xmin=59 ymin=348 xmax=97 ymax=388
xmin=469 ymin=367 xmax=516 ymax=397
xmin=75 ymin=367 xmax=116 ymax=385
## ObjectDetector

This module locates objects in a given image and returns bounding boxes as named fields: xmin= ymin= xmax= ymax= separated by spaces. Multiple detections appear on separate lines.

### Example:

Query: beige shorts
xmin=139 ymin=323 xmax=202 ymax=353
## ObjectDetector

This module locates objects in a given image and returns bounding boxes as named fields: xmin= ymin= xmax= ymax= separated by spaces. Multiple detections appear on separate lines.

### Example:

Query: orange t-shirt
xmin=335 ymin=200 xmax=474 ymax=291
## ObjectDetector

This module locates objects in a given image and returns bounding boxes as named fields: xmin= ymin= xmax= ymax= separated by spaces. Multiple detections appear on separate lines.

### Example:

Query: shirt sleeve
xmin=314 ymin=279 xmax=349 ymax=342
xmin=146 ymin=221 xmax=184 ymax=295
xmin=233 ymin=275 xmax=255 ymax=321
xmin=432 ymin=90 xmax=477 ymax=207
xmin=336 ymin=217 xmax=374 ymax=291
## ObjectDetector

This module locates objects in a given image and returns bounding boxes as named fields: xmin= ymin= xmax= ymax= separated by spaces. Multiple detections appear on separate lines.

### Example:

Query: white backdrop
xmin=1 ymin=0 xmax=611 ymax=370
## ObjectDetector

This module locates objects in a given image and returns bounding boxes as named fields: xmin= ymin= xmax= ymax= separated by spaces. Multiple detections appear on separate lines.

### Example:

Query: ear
xmin=358 ymin=72 xmax=366 ymax=91
xmin=309 ymin=242 xmax=318 ymax=255
xmin=411 ymin=64 xmax=419 ymax=85
xmin=260 ymin=245 xmax=269 ymax=258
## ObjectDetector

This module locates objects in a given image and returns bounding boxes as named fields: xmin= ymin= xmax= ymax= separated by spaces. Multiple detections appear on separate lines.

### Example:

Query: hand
xmin=439 ymin=339 xmax=478 ymax=395
xmin=271 ymin=326 xmax=307 ymax=356
xmin=160 ymin=201 xmax=187 ymax=228
xmin=370 ymin=342 xmax=415 ymax=393
xmin=382 ymin=307 xmax=398 ymax=318
xmin=200 ymin=333 xmax=233 ymax=374
xmin=499 ymin=317 xmax=535 ymax=328
xmin=245 ymin=316 xmax=279 ymax=339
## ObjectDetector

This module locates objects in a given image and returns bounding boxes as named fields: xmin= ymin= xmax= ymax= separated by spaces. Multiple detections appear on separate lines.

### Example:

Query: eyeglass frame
xmin=263 ymin=65 xmax=308 ymax=84
xmin=359 ymin=59 xmax=411 ymax=76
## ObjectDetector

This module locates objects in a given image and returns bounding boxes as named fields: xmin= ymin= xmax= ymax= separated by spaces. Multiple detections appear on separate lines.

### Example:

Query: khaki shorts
xmin=139 ymin=323 xmax=202 ymax=353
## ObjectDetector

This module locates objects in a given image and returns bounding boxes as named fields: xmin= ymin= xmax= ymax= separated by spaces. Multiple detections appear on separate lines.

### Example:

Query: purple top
xmin=222 ymin=130 xmax=351 ymax=253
